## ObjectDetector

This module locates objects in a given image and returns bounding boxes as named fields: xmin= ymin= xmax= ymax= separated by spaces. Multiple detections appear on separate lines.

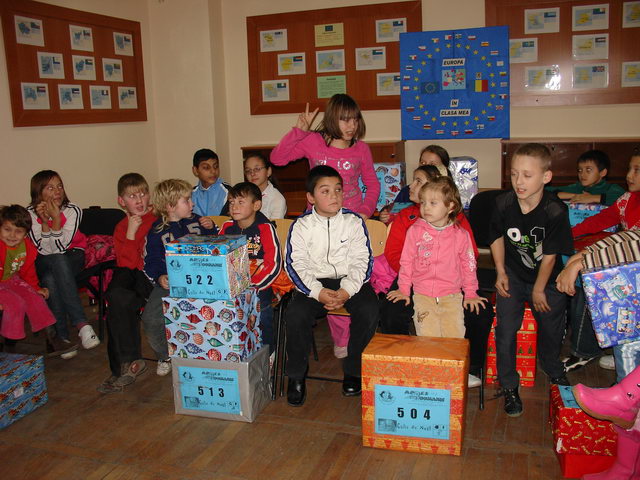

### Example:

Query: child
xmin=489 ymin=143 xmax=574 ymax=417
xmin=243 ymin=153 xmax=287 ymax=219
xmin=0 ymin=205 xmax=74 ymax=356
xmin=191 ymin=148 xmax=231 ymax=216
xmin=284 ymin=166 xmax=378 ymax=407
xmin=27 ymin=170 xmax=99 ymax=357
xmin=219 ymin=182 xmax=282 ymax=351
xmin=546 ymin=149 xmax=625 ymax=205
xmin=270 ymin=94 xmax=380 ymax=219
xmin=143 ymin=179 xmax=217 ymax=376
xmin=98 ymin=173 xmax=157 ymax=393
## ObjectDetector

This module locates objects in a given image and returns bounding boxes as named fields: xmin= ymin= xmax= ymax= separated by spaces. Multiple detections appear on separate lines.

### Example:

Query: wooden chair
xmin=207 ymin=215 xmax=231 ymax=230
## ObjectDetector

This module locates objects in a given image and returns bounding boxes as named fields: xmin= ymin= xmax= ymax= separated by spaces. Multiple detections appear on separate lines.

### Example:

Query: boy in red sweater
xmin=98 ymin=174 xmax=157 ymax=394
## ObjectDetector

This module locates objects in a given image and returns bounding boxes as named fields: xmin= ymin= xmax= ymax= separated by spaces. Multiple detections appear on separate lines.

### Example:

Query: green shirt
xmin=546 ymin=180 xmax=626 ymax=206
xmin=2 ymin=241 xmax=26 ymax=281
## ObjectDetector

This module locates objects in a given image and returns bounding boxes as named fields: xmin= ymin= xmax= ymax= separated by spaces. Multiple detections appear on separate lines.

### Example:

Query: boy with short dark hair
xmin=547 ymin=149 xmax=625 ymax=205
xmin=98 ymin=173 xmax=157 ymax=393
xmin=191 ymin=148 xmax=231 ymax=216
xmin=489 ymin=143 xmax=574 ymax=417
xmin=284 ymin=165 xmax=378 ymax=407
xmin=219 ymin=182 xmax=281 ymax=351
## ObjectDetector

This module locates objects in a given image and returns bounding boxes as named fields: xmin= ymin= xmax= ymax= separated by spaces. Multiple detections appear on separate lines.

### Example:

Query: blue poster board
xmin=400 ymin=26 xmax=510 ymax=140
xmin=374 ymin=384 xmax=451 ymax=440
xmin=178 ymin=366 xmax=241 ymax=414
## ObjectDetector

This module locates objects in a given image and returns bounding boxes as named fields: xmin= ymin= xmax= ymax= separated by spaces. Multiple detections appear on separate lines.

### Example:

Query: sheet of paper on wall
xmin=525 ymin=65 xmax=561 ymax=90
xmin=573 ymin=4 xmax=609 ymax=31
xmin=509 ymin=38 xmax=538 ymax=63
xmin=314 ymin=23 xmax=344 ymax=47
xmin=623 ymin=1 xmax=640 ymax=28
xmin=316 ymin=49 xmax=345 ymax=73
xmin=113 ymin=32 xmax=134 ymax=56
xmin=260 ymin=29 xmax=287 ymax=52
xmin=356 ymin=47 xmax=386 ymax=70
xmin=262 ymin=79 xmax=290 ymax=102
xmin=69 ymin=25 xmax=93 ymax=52
xmin=21 ymin=83 xmax=49 ymax=110
xmin=58 ymin=84 xmax=83 ymax=110
xmin=37 ymin=52 xmax=65 ymax=79
xmin=14 ymin=15 xmax=44 ymax=46
xmin=72 ymin=55 xmax=96 ymax=81
xmin=102 ymin=58 xmax=123 ymax=82
xmin=118 ymin=87 xmax=138 ymax=109
xmin=277 ymin=52 xmax=306 ymax=75
xmin=377 ymin=73 xmax=400 ymax=96
xmin=621 ymin=62 xmax=640 ymax=87
xmin=572 ymin=34 xmax=609 ymax=60
xmin=573 ymin=63 xmax=609 ymax=89
xmin=376 ymin=18 xmax=406 ymax=43
xmin=317 ymin=75 xmax=346 ymax=98
xmin=524 ymin=8 xmax=560 ymax=34
xmin=90 ymin=86 xmax=111 ymax=109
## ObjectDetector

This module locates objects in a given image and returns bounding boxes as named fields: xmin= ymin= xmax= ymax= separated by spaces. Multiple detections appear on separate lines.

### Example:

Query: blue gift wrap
xmin=568 ymin=203 xmax=617 ymax=233
xmin=0 ymin=353 xmax=47 ymax=429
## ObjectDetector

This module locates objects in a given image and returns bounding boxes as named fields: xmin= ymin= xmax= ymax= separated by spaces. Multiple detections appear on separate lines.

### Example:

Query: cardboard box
xmin=362 ymin=334 xmax=469 ymax=456
xmin=0 ymin=353 xmax=47 ymax=430
xmin=567 ymin=203 xmax=617 ymax=233
xmin=172 ymin=348 xmax=270 ymax=423
xmin=549 ymin=384 xmax=617 ymax=478
xmin=582 ymin=261 xmax=640 ymax=347
xmin=360 ymin=162 xmax=405 ymax=211
xmin=450 ymin=156 xmax=478 ymax=210
xmin=164 ymin=289 xmax=261 ymax=362
xmin=165 ymin=234 xmax=250 ymax=300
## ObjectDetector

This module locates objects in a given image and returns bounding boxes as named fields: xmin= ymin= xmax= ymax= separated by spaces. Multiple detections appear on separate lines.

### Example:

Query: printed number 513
xmin=197 ymin=386 xmax=225 ymax=397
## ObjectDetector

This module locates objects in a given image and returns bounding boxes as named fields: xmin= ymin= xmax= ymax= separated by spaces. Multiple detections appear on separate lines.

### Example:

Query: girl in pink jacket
xmin=387 ymin=177 xmax=486 ymax=338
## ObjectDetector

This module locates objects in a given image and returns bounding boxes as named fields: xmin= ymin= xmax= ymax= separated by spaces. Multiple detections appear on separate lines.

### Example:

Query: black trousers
xmin=105 ymin=268 xmax=153 ymax=377
xmin=285 ymin=279 xmax=379 ymax=380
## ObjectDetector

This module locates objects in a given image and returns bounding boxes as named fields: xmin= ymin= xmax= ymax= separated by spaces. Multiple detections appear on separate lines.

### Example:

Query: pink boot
xmin=582 ymin=426 xmax=640 ymax=479
xmin=573 ymin=365 xmax=640 ymax=429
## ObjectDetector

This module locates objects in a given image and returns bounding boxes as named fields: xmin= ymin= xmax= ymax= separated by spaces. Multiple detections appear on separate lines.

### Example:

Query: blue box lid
xmin=165 ymin=235 xmax=246 ymax=255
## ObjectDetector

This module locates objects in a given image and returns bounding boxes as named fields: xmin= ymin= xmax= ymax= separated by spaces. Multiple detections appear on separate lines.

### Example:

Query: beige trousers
xmin=412 ymin=292 xmax=465 ymax=338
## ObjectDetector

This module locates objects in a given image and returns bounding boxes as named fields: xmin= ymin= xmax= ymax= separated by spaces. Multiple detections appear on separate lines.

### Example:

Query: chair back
xmin=207 ymin=215 xmax=231 ymax=230
xmin=365 ymin=219 xmax=387 ymax=257
xmin=274 ymin=218 xmax=294 ymax=256
xmin=80 ymin=207 xmax=126 ymax=236
xmin=467 ymin=190 xmax=507 ymax=247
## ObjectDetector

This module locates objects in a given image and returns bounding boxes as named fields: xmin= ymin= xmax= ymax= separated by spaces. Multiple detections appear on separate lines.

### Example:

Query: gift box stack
xmin=485 ymin=307 xmax=537 ymax=387
xmin=567 ymin=203 xmax=617 ymax=233
xmin=360 ymin=162 xmax=405 ymax=211
xmin=450 ymin=156 xmax=478 ymax=210
xmin=1 ymin=353 xmax=47 ymax=430
xmin=549 ymin=384 xmax=617 ymax=478
xmin=164 ymin=234 xmax=270 ymax=422
xmin=362 ymin=334 xmax=469 ymax=456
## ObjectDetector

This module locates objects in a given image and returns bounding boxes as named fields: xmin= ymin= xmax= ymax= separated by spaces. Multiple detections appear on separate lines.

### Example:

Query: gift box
xmin=486 ymin=308 xmax=537 ymax=387
xmin=450 ymin=156 xmax=478 ymax=210
xmin=362 ymin=334 xmax=469 ymax=456
xmin=549 ymin=384 xmax=617 ymax=477
xmin=0 ymin=353 xmax=47 ymax=430
xmin=172 ymin=347 xmax=270 ymax=423
xmin=567 ymin=203 xmax=617 ymax=233
xmin=165 ymin=234 xmax=250 ymax=300
xmin=163 ymin=289 xmax=261 ymax=362
xmin=581 ymin=261 xmax=640 ymax=347
xmin=360 ymin=162 xmax=405 ymax=211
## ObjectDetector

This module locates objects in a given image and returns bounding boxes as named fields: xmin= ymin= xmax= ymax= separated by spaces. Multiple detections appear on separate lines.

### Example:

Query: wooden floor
xmin=0 ymin=300 xmax=616 ymax=480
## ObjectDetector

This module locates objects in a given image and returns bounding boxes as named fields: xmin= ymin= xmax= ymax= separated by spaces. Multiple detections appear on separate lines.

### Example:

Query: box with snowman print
xmin=163 ymin=288 xmax=261 ymax=362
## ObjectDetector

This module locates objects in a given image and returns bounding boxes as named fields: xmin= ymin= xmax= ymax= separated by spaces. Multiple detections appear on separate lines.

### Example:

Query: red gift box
xmin=556 ymin=452 xmax=616 ymax=478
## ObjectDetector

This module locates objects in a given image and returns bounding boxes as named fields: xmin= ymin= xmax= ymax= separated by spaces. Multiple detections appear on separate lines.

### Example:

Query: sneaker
xmin=46 ymin=332 xmax=78 ymax=359
xmin=97 ymin=375 xmax=122 ymax=394
xmin=114 ymin=359 xmax=147 ymax=387
xmin=156 ymin=359 xmax=172 ymax=376
xmin=562 ymin=354 xmax=596 ymax=373
xmin=60 ymin=340 xmax=79 ymax=360
xmin=550 ymin=374 xmax=571 ymax=386
xmin=503 ymin=387 xmax=523 ymax=417
xmin=333 ymin=345 xmax=348 ymax=359
xmin=78 ymin=325 xmax=100 ymax=349
xmin=599 ymin=354 xmax=615 ymax=370
xmin=468 ymin=374 xmax=482 ymax=388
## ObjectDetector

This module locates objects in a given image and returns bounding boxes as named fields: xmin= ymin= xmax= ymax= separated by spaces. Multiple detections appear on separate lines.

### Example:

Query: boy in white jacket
xmin=284 ymin=165 xmax=378 ymax=407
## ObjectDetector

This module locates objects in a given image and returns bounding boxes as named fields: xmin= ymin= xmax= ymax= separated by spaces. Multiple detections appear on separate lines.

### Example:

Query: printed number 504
xmin=397 ymin=407 xmax=430 ymax=420
xmin=197 ymin=386 xmax=225 ymax=397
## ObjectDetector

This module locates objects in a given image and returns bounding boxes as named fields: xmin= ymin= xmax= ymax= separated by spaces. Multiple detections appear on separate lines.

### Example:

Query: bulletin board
xmin=0 ymin=0 xmax=146 ymax=127
xmin=246 ymin=1 xmax=422 ymax=115
xmin=486 ymin=0 xmax=640 ymax=107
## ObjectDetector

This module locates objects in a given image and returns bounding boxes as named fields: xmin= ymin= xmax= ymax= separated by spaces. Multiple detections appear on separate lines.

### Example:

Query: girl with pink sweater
xmin=387 ymin=177 xmax=486 ymax=338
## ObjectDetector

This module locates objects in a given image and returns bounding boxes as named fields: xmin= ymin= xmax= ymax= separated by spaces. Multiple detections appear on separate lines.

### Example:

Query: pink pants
xmin=327 ymin=314 xmax=350 ymax=348
xmin=0 ymin=276 xmax=56 ymax=340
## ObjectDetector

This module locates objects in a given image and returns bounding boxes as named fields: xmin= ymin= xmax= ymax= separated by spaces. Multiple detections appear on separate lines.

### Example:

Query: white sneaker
xmin=157 ymin=359 xmax=172 ymax=376
xmin=60 ymin=340 xmax=78 ymax=360
xmin=598 ymin=354 xmax=616 ymax=370
xmin=78 ymin=325 xmax=100 ymax=349
xmin=468 ymin=374 xmax=482 ymax=388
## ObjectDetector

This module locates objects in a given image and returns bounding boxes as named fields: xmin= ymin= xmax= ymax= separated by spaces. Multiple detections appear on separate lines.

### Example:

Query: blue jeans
xmin=568 ymin=289 xmax=603 ymax=359
xmin=258 ymin=288 xmax=274 ymax=353
xmin=141 ymin=285 xmax=169 ymax=361
xmin=613 ymin=340 xmax=640 ymax=383
xmin=36 ymin=250 xmax=88 ymax=340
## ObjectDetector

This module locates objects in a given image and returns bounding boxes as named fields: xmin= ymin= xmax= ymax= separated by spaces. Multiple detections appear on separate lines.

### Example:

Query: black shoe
xmin=550 ymin=374 xmax=571 ymax=386
xmin=502 ymin=387 xmax=523 ymax=417
xmin=342 ymin=375 xmax=362 ymax=397
xmin=562 ymin=354 xmax=596 ymax=373
xmin=287 ymin=378 xmax=306 ymax=407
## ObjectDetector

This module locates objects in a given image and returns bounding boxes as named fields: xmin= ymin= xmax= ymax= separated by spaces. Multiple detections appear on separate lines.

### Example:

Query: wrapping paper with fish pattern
xmin=359 ymin=162 xmax=405 ymax=211
xmin=0 ymin=353 xmax=47 ymax=430
xmin=449 ymin=157 xmax=478 ymax=210
xmin=165 ymin=234 xmax=250 ymax=300
xmin=163 ymin=289 xmax=261 ymax=362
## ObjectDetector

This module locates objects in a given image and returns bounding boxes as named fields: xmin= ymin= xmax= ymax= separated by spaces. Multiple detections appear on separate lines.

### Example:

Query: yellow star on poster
xmin=473 ymin=50 xmax=478 ymax=55
xmin=417 ymin=69 xmax=422 ymax=73
xmin=413 ymin=86 xmax=418 ymax=90
xmin=419 ymin=104 xmax=424 ymax=109
xmin=489 ymin=72 xmax=495 ymax=77
xmin=441 ymin=121 xmax=447 ymax=126
xmin=427 ymin=53 xmax=433 ymax=58
xmin=446 ymin=43 xmax=451 ymax=48
xmin=474 ymin=116 xmax=479 ymax=121
xmin=456 ymin=43 xmax=461 ymax=48
xmin=432 ymin=117 xmax=437 ymax=122
xmin=487 ymin=102 xmax=492 ymax=107
xmin=414 ymin=77 xmax=419 ymax=82
xmin=491 ymin=82 xmax=496 ymax=87
xmin=464 ymin=120 xmax=470 ymax=125
xmin=465 ymin=45 xmax=471 ymax=50
xmin=490 ymin=93 xmax=496 ymax=98
xmin=481 ymin=109 xmax=486 ymax=114
xmin=435 ymin=47 xmax=441 ymax=52
xmin=424 ymin=110 xmax=429 ymax=115
xmin=481 ymin=55 xmax=486 ymax=60
xmin=415 ymin=95 xmax=420 ymax=100
xmin=452 ymin=121 xmax=458 ymax=126
xmin=421 ymin=61 xmax=426 ymax=65
xmin=486 ymin=62 xmax=492 ymax=67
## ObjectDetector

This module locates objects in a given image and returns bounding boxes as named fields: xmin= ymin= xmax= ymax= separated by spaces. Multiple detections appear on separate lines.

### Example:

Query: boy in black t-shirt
xmin=489 ymin=143 xmax=574 ymax=417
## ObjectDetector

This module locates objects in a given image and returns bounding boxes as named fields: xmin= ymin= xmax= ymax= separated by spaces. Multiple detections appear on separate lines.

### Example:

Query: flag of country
xmin=475 ymin=79 xmax=488 ymax=92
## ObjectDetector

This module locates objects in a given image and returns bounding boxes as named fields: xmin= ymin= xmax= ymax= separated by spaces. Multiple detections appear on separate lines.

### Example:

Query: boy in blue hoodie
xmin=191 ymin=148 xmax=231 ymax=216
